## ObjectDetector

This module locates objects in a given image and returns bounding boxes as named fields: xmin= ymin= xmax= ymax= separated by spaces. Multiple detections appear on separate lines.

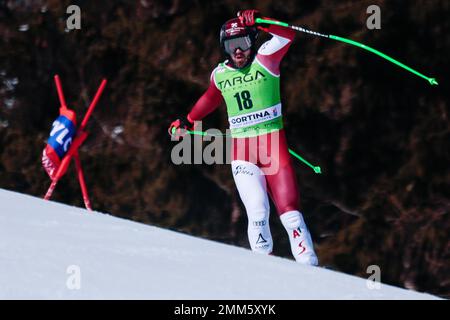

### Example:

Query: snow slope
xmin=0 ymin=189 xmax=440 ymax=300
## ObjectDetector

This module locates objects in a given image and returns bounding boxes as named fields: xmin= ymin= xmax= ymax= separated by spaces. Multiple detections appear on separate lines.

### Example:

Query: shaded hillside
xmin=0 ymin=0 xmax=449 ymax=297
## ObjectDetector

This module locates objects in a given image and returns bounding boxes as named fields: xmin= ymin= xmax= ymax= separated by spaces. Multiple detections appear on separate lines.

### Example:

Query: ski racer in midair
xmin=169 ymin=10 xmax=318 ymax=265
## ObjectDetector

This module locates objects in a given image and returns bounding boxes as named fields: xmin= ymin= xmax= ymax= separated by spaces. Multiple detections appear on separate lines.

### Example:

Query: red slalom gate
xmin=42 ymin=75 xmax=107 ymax=211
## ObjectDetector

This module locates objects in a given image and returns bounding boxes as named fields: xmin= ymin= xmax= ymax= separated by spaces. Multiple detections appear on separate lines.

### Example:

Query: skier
xmin=169 ymin=10 xmax=318 ymax=265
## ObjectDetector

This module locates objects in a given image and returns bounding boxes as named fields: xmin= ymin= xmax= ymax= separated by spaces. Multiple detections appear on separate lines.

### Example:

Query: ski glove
xmin=168 ymin=116 xmax=194 ymax=138
xmin=237 ymin=9 xmax=260 ymax=27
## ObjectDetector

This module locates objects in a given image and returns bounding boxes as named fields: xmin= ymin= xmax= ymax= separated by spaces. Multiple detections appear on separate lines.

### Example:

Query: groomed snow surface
xmin=0 ymin=189 xmax=440 ymax=300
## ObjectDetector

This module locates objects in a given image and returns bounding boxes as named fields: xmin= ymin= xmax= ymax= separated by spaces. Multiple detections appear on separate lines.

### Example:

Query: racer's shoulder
xmin=212 ymin=61 xmax=229 ymax=75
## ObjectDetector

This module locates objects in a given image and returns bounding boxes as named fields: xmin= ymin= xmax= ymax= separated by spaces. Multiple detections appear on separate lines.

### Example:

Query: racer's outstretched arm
xmin=187 ymin=79 xmax=223 ymax=122
xmin=169 ymin=76 xmax=223 ymax=136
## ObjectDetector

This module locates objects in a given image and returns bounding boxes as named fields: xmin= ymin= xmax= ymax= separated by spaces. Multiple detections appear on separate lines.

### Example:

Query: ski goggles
xmin=223 ymin=36 xmax=252 ymax=55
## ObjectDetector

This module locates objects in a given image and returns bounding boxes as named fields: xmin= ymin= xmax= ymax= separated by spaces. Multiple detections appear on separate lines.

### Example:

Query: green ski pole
xmin=288 ymin=149 xmax=322 ymax=174
xmin=256 ymin=18 xmax=438 ymax=86
xmin=171 ymin=128 xmax=322 ymax=174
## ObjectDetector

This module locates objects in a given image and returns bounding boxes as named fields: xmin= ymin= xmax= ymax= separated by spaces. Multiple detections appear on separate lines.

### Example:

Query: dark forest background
xmin=0 ymin=0 xmax=449 ymax=298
